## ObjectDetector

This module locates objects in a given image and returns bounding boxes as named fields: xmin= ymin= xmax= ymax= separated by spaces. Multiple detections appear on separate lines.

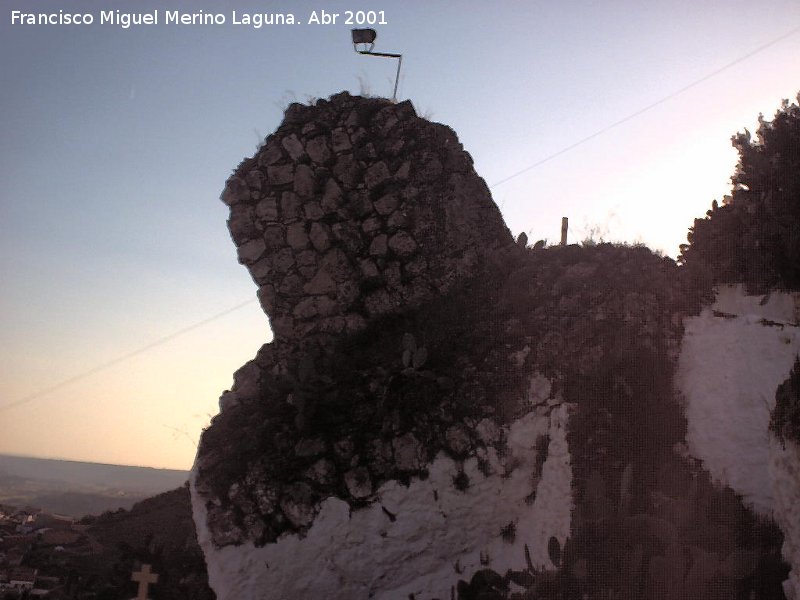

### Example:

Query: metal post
xmin=392 ymin=54 xmax=403 ymax=102
xmin=355 ymin=50 xmax=403 ymax=102
xmin=352 ymin=29 xmax=403 ymax=102
xmin=560 ymin=217 xmax=568 ymax=245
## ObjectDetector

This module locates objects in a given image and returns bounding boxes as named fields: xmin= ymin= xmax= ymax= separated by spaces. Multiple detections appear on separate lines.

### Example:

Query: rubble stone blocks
xmin=217 ymin=91 xmax=512 ymax=343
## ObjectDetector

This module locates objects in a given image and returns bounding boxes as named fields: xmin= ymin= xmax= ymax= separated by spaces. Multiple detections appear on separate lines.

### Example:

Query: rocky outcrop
xmin=191 ymin=93 xmax=797 ymax=599
xmin=192 ymin=403 xmax=572 ymax=599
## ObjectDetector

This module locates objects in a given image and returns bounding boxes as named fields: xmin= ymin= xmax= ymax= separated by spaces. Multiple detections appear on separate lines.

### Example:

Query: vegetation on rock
xmin=680 ymin=94 xmax=800 ymax=291
xmin=771 ymin=356 xmax=800 ymax=447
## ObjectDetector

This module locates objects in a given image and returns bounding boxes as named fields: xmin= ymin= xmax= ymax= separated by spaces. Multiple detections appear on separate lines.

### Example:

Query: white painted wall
xmin=677 ymin=284 xmax=800 ymax=598
xmin=191 ymin=394 xmax=573 ymax=600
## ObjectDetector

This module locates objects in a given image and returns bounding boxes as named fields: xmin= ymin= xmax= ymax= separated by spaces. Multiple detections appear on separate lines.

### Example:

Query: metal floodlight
xmin=350 ymin=29 xmax=403 ymax=102
xmin=351 ymin=28 xmax=377 ymax=52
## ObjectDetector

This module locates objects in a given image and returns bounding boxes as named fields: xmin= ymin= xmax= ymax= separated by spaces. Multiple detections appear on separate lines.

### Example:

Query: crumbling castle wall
xmin=191 ymin=92 xmax=797 ymax=600
xmin=222 ymin=91 xmax=511 ymax=343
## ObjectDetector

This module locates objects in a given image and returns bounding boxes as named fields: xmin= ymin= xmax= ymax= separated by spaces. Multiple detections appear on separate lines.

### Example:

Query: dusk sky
xmin=1 ymin=1 xmax=799 ymax=470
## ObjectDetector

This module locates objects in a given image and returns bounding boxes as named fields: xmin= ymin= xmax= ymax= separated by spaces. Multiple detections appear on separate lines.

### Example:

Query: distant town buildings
xmin=0 ymin=503 xmax=90 ymax=597
xmin=0 ymin=566 xmax=37 ymax=592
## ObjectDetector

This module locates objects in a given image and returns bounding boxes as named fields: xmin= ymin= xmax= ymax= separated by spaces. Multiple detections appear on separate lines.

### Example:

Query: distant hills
xmin=0 ymin=453 xmax=188 ymax=517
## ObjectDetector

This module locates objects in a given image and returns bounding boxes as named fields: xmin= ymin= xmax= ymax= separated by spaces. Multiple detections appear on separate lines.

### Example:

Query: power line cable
xmin=489 ymin=23 xmax=800 ymax=189
xmin=0 ymin=298 xmax=258 ymax=413
xmin=3 ymin=24 xmax=798 ymax=414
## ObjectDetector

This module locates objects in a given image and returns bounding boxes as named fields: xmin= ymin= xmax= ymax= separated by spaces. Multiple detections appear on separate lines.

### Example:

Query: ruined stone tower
xmin=222 ymin=92 xmax=512 ymax=343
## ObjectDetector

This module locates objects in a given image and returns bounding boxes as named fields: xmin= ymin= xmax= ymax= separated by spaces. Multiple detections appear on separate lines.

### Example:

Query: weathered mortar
xmin=222 ymin=91 xmax=512 ymax=342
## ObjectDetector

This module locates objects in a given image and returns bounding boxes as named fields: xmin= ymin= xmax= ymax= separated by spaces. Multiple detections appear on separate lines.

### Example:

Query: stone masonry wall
xmin=222 ymin=92 xmax=512 ymax=342
xmin=193 ymin=93 xmax=524 ymax=553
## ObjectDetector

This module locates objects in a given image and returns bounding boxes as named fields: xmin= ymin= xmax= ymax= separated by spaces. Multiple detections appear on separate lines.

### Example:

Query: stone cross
xmin=131 ymin=563 xmax=158 ymax=600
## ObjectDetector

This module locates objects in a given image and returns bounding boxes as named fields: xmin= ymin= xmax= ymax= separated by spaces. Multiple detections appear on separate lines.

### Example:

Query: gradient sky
xmin=1 ymin=0 xmax=799 ymax=470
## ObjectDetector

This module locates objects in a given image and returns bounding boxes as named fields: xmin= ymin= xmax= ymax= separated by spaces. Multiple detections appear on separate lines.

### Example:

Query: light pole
xmin=351 ymin=28 xmax=403 ymax=102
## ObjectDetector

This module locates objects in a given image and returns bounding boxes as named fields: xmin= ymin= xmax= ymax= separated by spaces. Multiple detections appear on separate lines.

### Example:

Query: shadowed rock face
xmin=192 ymin=93 xmax=524 ymax=554
xmin=222 ymin=92 xmax=512 ymax=342
xmin=191 ymin=93 xmax=794 ymax=600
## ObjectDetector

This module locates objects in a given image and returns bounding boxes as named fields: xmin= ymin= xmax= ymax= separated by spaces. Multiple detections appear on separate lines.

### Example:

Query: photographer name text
xmin=10 ymin=9 xmax=387 ymax=29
